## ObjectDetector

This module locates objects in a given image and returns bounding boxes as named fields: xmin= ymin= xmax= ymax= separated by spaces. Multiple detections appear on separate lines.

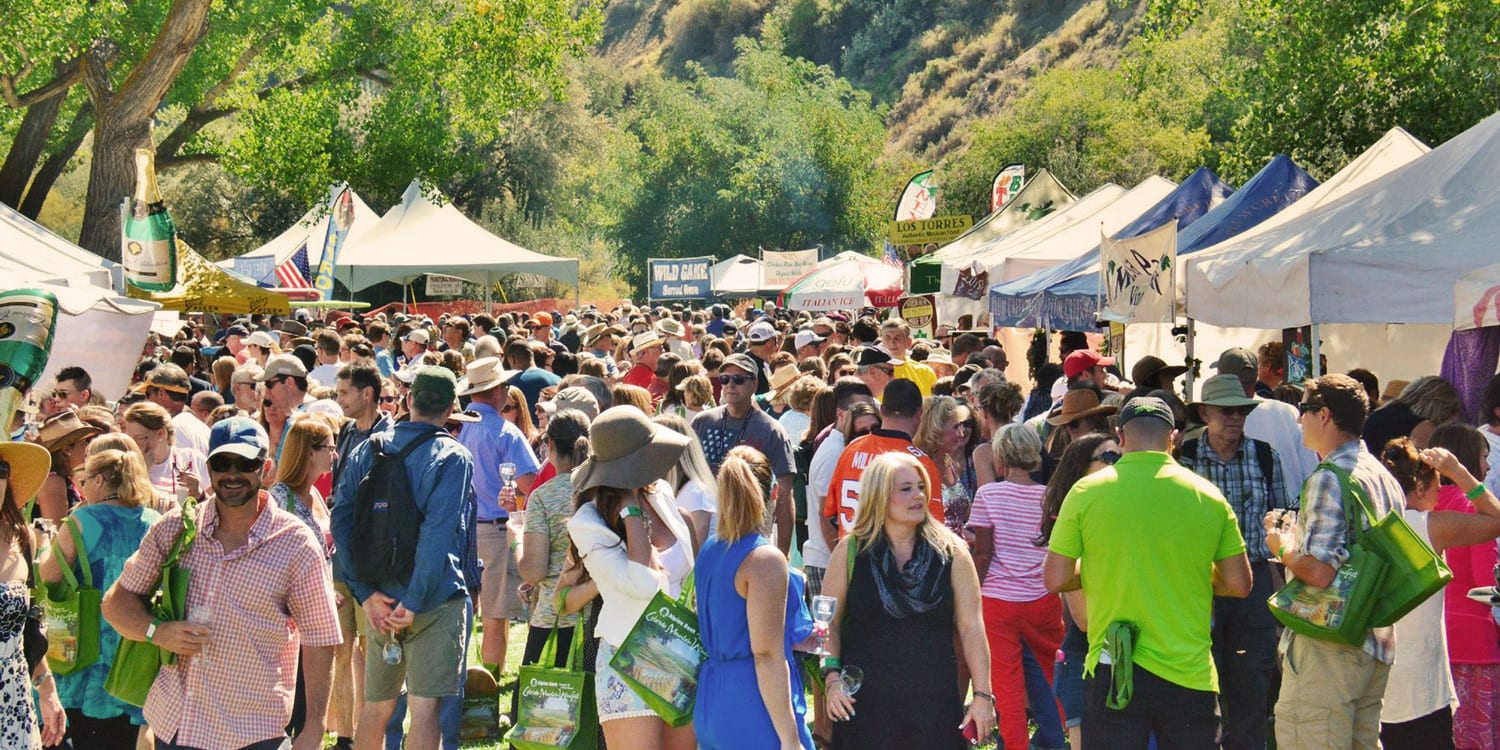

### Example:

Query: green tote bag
xmin=36 ymin=517 xmax=102 ymax=675
xmin=506 ymin=623 xmax=599 ymax=750
xmin=608 ymin=573 xmax=705 ymax=727
xmin=105 ymin=497 xmax=198 ymax=707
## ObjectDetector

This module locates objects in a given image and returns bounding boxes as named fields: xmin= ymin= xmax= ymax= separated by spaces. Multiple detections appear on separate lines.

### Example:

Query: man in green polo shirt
xmin=1045 ymin=396 xmax=1253 ymax=748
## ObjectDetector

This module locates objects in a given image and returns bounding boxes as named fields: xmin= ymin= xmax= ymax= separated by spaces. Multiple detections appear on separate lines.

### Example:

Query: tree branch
xmin=111 ymin=0 xmax=213 ymax=121
xmin=0 ymin=56 xmax=83 ymax=109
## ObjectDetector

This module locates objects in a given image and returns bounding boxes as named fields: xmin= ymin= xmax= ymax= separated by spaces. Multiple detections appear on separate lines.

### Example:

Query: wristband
xmin=973 ymin=690 xmax=996 ymax=705
xmin=1468 ymin=484 xmax=1487 ymax=501
xmin=619 ymin=505 xmax=644 ymax=521
xmin=145 ymin=616 xmax=162 ymax=643
xmin=1276 ymin=545 xmax=1287 ymax=560
xmin=821 ymin=656 xmax=841 ymax=672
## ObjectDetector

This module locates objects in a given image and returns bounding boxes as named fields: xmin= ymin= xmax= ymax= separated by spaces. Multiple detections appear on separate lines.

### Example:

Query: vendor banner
xmin=894 ymin=170 xmax=938 ymax=222
xmin=312 ymin=186 xmax=356 ymax=300
xmin=1100 ymin=222 xmax=1177 ymax=324
xmin=991 ymin=164 xmax=1025 ymax=212
xmin=760 ymin=249 xmax=818 ymax=290
xmin=888 ymin=215 xmax=972 ymax=247
xmin=897 ymin=295 xmax=937 ymax=339
xmin=648 ymin=257 xmax=712 ymax=300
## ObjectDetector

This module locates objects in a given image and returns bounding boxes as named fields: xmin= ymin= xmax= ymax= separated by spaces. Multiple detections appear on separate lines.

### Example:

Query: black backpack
xmin=1178 ymin=436 xmax=1280 ymax=505
xmin=349 ymin=430 xmax=445 ymax=585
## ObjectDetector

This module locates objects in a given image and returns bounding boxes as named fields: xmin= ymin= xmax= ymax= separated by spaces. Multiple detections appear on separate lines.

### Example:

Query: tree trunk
xmin=76 ymin=0 xmax=212 ymax=260
xmin=19 ymin=103 xmax=92 ymax=219
xmin=0 ymin=95 xmax=65 ymax=208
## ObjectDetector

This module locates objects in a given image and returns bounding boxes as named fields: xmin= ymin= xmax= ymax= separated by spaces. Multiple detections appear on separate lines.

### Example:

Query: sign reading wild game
xmin=648 ymin=257 xmax=713 ymax=300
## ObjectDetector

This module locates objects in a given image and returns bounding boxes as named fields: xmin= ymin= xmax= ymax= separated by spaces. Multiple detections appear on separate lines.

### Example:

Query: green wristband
xmin=821 ymin=656 xmax=841 ymax=672
xmin=1468 ymin=484 xmax=1488 ymax=501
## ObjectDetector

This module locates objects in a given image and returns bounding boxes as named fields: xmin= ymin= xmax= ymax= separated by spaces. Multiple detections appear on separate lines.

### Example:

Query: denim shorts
xmin=1055 ymin=647 xmax=1087 ymax=728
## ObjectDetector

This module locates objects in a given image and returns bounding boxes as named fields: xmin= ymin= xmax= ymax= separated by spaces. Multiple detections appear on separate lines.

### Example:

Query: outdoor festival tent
xmin=1456 ymin=261 xmax=1500 ymax=331
xmin=217 ymin=186 xmax=381 ymax=286
xmin=990 ymin=154 xmax=1318 ymax=331
xmin=907 ymin=169 xmax=1077 ymax=295
xmin=710 ymin=254 xmax=764 ymax=296
xmin=780 ymin=251 xmax=904 ymax=310
xmin=334 ymin=180 xmax=578 ymax=292
xmin=128 ymin=239 xmax=291 ymax=316
xmin=0 ymin=202 xmax=118 ymax=288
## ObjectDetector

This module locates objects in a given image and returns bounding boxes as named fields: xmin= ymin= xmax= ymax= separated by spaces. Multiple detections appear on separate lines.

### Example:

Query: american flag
xmin=275 ymin=243 xmax=314 ymax=288
xmin=882 ymin=240 xmax=905 ymax=269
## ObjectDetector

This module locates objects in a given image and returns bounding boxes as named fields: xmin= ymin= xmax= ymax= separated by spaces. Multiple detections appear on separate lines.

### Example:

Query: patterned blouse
xmin=524 ymin=473 xmax=580 ymax=629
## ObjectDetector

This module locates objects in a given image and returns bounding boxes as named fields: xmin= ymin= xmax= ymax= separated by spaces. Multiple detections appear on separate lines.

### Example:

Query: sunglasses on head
xmin=208 ymin=454 xmax=264 ymax=474
xmin=1093 ymin=450 xmax=1121 ymax=465
xmin=718 ymin=374 xmax=754 ymax=386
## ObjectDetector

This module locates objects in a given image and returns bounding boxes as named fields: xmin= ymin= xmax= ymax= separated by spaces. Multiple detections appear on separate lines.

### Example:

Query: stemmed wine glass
xmin=810 ymin=595 xmax=837 ymax=656
xmin=839 ymin=665 xmax=863 ymax=696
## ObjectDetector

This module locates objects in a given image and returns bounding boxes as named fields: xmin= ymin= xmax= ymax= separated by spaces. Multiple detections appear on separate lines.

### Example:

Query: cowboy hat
xmin=1047 ymin=389 xmax=1119 ymax=426
xmin=765 ymin=365 xmax=801 ymax=400
xmin=630 ymin=330 xmax=665 ymax=355
xmin=655 ymin=318 xmax=685 ymax=338
xmin=571 ymin=406 xmax=689 ymax=492
xmin=1190 ymin=374 xmax=1261 ymax=412
xmin=1 ymin=440 xmax=53 ymax=507
xmin=457 ymin=357 xmax=518 ymax=397
xmin=36 ymin=411 xmax=102 ymax=453
xmin=1130 ymin=356 xmax=1188 ymax=388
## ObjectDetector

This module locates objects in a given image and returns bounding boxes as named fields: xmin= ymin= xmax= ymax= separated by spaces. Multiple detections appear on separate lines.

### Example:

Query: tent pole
xmin=1310 ymin=323 xmax=1322 ymax=378
xmin=486 ymin=272 xmax=493 ymax=316
xmin=1184 ymin=317 xmax=1197 ymax=398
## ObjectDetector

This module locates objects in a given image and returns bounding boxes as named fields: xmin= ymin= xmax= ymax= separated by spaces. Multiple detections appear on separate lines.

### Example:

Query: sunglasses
xmin=836 ymin=368 xmax=856 ymax=378
xmin=313 ymin=443 xmax=336 ymax=451
xmin=1093 ymin=450 xmax=1121 ymax=465
xmin=502 ymin=404 xmax=518 ymax=413
xmin=49 ymin=390 xmax=71 ymax=400
xmin=380 ymin=395 xmax=398 ymax=404
xmin=1217 ymin=405 xmax=1256 ymax=417
xmin=1297 ymin=401 xmax=1326 ymax=415
xmin=208 ymin=454 xmax=264 ymax=474
xmin=718 ymin=374 xmax=754 ymax=386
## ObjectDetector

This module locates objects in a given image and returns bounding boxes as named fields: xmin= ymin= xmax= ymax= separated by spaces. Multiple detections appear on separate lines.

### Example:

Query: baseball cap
xmin=1117 ymin=396 xmax=1175 ymax=428
xmin=255 ymin=353 xmax=308 ymax=381
xmin=746 ymin=321 xmax=777 ymax=344
xmin=411 ymin=365 xmax=457 ymax=404
xmin=1063 ymin=350 xmax=1114 ymax=379
xmin=721 ymin=353 xmax=759 ymax=376
xmin=530 ymin=312 xmax=554 ymax=328
xmin=1211 ymin=347 xmax=1258 ymax=376
xmin=209 ymin=416 xmax=269 ymax=459
xmin=854 ymin=346 xmax=903 ymax=368
xmin=225 ymin=324 xmax=249 ymax=337
xmin=404 ymin=329 xmax=431 ymax=345
xmin=794 ymin=329 xmax=826 ymax=351
xmin=245 ymin=330 xmax=277 ymax=349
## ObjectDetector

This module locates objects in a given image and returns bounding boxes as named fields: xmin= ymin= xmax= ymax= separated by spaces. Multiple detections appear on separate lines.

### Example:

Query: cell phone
xmin=961 ymin=718 xmax=978 ymax=745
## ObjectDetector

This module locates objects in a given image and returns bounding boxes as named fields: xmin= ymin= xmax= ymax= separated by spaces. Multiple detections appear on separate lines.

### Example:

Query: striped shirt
xmin=117 ymin=493 xmax=342 ymax=749
xmin=968 ymin=481 xmax=1050 ymax=602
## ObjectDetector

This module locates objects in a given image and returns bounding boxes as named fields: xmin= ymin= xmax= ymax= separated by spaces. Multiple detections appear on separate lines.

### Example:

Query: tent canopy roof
xmin=0 ymin=202 xmax=116 ymax=288
xmin=334 ymin=180 xmax=578 ymax=292
xmin=217 ymin=186 xmax=381 ymax=284
xmin=710 ymin=254 xmax=763 ymax=295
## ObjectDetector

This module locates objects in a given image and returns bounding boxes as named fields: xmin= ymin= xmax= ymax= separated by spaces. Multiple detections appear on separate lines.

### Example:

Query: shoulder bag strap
xmin=64 ymin=516 xmax=91 ymax=589
xmin=1314 ymin=461 xmax=1371 ymax=543
xmin=679 ymin=569 xmax=696 ymax=609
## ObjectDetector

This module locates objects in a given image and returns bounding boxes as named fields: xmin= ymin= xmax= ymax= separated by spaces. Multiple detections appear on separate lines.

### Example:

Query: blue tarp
xmin=990 ymin=155 xmax=1318 ymax=330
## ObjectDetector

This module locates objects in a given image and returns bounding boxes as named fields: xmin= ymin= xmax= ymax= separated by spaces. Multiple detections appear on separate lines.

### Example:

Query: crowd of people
xmin=3 ymin=299 xmax=1500 ymax=750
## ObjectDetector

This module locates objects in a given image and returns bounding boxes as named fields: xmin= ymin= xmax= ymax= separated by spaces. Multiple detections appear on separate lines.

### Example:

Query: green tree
xmin=608 ymin=40 xmax=891 ymax=295
xmin=938 ymin=66 xmax=1210 ymax=218
xmin=0 ymin=0 xmax=602 ymax=259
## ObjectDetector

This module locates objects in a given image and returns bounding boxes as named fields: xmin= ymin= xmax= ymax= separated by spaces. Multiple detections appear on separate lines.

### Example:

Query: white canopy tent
xmin=1183 ymin=116 xmax=1495 ymax=329
xmin=710 ymin=254 xmax=764 ymax=296
xmin=937 ymin=178 xmax=1176 ymax=321
xmin=1124 ymin=127 xmax=1439 ymax=384
xmin=216 ymin=186 xmax=382 ymax=286
xmin=334 ymin=180 xmax=579 ymax=292
xmin=0 ymin=202 xmax=117 ymax=289
xmin=1456 ymin=261 xmax=1500 ymax=331
xmin=926 ymin=169 xmax=1077 ymax=263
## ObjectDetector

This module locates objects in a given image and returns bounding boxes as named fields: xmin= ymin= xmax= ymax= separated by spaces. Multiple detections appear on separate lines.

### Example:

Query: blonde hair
xmin=679 ymin=375 xmax=714 ymax=410
xmin=716 ymin=452 xmax=768 ymax=541
xmin=87 ymin=432 xmax=142 ymax=458
xmin=914 ymin=395 xmax=970 ymax=459
xmin=850 ymin=451 xmax=955 ymax=558
xmin=211 ymin=356 xmax=238 ymax=392
xmin=276 ymin=415 xmax=335 ymax=490
xmin=611 ymin=384 xmax=652 ymax=414
xmin=1399 ymin=375 xmax=1462 ymax=424
xmin=504 ymin=386 xmax=538 ymax=443
xmin=123 ymin=401 xmax=173 ymax=437
xmin=992 ymin=422 xmax=1042 ymax=472
xmin=83 ymin=448 xmax=154 ymax=508
xmin=783 ymin=375 xmax=822 ymax=413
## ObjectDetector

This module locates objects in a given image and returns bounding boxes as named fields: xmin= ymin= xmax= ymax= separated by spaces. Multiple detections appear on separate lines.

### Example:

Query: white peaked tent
xmin=927 ymin=169 xmax=1078 ymax=263
xmin=1126 ymin=127 xmax=1439 ymax=382
xmin=217 ymin=186 xmax=382 ymax=285
xmin=938 ymin=178 xmax=1176 ymax=321
xmin=1182 ymin=115 xmax=1498 ymax=329
xmin=710 ymin=254 xmax=764 ymax=296
xmin=0 ymin=202 xmax=117 ymax=288
xmin=335 ymin=180 xmax=578 ymax=292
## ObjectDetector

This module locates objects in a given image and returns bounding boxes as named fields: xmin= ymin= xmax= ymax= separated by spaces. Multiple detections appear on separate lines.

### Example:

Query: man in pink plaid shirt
xmin=105 ymin=416 xmax=342 ymax=750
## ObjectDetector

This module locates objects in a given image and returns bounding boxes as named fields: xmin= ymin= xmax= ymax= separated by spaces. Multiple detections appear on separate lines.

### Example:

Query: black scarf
xmin=870 ymin=535 xmax=946 ymax=619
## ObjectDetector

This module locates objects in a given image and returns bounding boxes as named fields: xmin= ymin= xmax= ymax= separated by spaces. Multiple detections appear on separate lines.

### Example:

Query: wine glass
xmin=499 ymin=462 xmax=517 ymax=489
xmin=839 ymin=665 xmax=863 ymax=695
xmin=810 ymin=595 xmax=837 ymax=656
xmin=383 ymin=631 xmax=403 ymax=665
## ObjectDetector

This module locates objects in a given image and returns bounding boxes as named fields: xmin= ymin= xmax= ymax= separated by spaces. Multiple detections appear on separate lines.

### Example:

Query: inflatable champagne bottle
xmin=121 ymin=148 xmax=178 ymax=291
xmin=0 ymin=289 xmax=59 ymax=432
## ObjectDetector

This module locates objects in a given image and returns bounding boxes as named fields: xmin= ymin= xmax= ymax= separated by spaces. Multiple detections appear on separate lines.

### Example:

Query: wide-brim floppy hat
xmin=37 ymin=411 xmax=102 ymax=453
xmin=457 ymin=357 xmax=518 ymax=397
xmin=1131 ymin=355 xmax=1188 ymax=387
xmin=1190 ymin=373 xmax=1261 ymax=411
xmin=0 ymin=441 xmax=51 ymax=506
xmin=1047 ymin=389 xmax=1118 ymax=426
xmin=571 ymin=406 xmax=689 ymax=492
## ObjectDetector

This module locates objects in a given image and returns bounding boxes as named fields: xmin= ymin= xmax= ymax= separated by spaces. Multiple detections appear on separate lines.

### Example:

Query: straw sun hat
xmin=0 ymin=441 xmax=52 ymax=508
xmin=571 ymin=406 xmax=688 ymax=492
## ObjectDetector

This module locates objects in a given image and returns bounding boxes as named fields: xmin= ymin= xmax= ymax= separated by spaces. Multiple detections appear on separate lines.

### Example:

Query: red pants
xmin=983 ymin=594 xmax=1065 ymax=750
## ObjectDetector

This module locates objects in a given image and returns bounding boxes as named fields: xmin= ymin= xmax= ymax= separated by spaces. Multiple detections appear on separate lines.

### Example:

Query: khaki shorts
xmin=477 ymin=521 xmax=527 ymax=621
xmin=335 ymin=580 xmax=367 ymax=640
xmin=364 ymin=596 xmax=470 ymax=701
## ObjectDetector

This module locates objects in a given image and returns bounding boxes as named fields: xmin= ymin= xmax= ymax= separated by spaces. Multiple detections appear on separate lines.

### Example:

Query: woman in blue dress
xmin=694 ymin=446 xmax=814 ymax=750
xmin=40 ymin=447 xmax=160 ymax=749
